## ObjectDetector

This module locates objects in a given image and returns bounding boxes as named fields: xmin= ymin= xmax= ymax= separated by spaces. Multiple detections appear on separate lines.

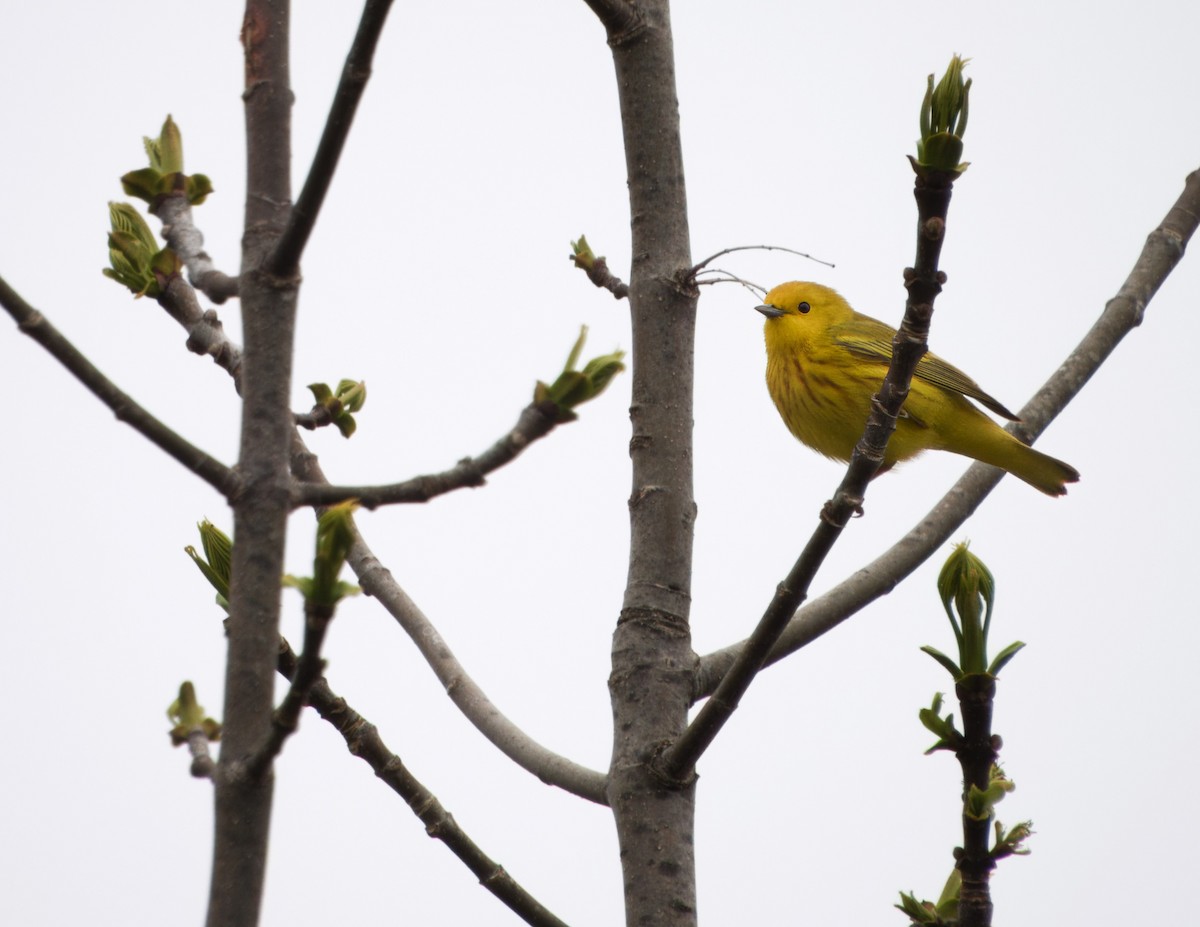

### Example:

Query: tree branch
xmin=695 ymin=166 xmax=1200 ymax=698
xmin=247 ymin=600 xmax=335 ymax=778
xmin=273 ymin=637 xmax=573 ymax=927
xmin=157 ymin=276 xmax=244 ymax=389
xmin=269 ymin=0 xmax=396 ymax=278
xmin=156 ymin=195 xmax=240 ymax=304
xmin=0 ymin=275 xmax=239 ymax=497
xmin=658 ymin=167 xmax=961 ymax=782
xmin=287 ymin=432 xmax=608 ymax=802
xmin=293 ymin=401 xmax=562 ymax=508
xmin=127 ymin=221 xmax=604 ymax=805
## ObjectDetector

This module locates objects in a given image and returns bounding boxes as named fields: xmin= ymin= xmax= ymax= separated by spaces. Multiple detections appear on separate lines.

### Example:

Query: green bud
xmin=937 ymin=542 xmax=995 ymax=677
xmin=915 ymin=55 xmax=972 ymax=174
xmin=167 ymin=681 xmax=221 ymax=746
xmin=286 ymin=501 xmax=362 ymax=609
xmin=185 ymin=519 xmax=232 ymax=612
xmin=933 ymin=869 xmax=961 ymax=920
xmin=185 ymin=173 xmax=213 ymax=206
xmin=306 ymin=380 xmax=366 ymax=439
xmin=917 ymin=691 xmax=961 ymax=753
xmin=993 ymin=819 xmax=1034 ymax=857
xmin=108 ymin=201 xmax=158 ymax=252
xmin=569 ymin=234 xmax=597 ymax=270
xmin=535 ymin=326 xmax=626 ymax=423
xmin=965 ymin=764 xmax=1015 ymax=820
xmin=145 ymin=115 xmax=185 ymax=174
xmin=120 ymin=168 xmax=165 ymax=203
xmin=894 ymin=891 xmax=938 ymax=924
xmin=102 ymin=202 xmax=178 ymax=297
xmin=335 ymin=379 xmax=367 ymax=413
xmin=122 ymin=115 xmax=213 ymax=207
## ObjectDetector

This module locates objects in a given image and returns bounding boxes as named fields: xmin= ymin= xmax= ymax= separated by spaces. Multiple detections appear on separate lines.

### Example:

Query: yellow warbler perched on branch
xmin=756 ymin=281 xmax=1079 ymax=496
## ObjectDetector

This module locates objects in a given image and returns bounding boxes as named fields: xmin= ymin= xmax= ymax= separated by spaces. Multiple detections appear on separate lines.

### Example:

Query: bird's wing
xmin=835 ymin=329 xmax=1020 ymax=421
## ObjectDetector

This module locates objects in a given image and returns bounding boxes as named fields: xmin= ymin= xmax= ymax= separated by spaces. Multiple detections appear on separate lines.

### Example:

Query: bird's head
xmin=756 ymin=282 xmax=854 ymax=355
xmin=756 ymin=281 xmax=851 ymax=322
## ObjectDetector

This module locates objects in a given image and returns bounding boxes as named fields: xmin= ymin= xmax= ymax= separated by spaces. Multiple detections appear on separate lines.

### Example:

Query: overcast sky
xmin=3 ymin=2 xmax=1199 ymax=925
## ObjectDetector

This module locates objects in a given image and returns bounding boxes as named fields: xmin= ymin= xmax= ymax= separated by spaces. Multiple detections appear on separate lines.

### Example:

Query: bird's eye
xmin=797 ymin=302 xmax=811 ymax=314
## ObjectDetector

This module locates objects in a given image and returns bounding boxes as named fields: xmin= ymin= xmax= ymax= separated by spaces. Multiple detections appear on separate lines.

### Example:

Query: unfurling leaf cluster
xmin=569 ymin=234 xmax=599 ymax=271
xmin=917 ymin=691 xmax=961 ymax=754
xmin=922 ymin=542 xmax=1023 ymax=680
xmin=185 ymin=519 xmax=232 ymax=613
xmin=307 ymin=379 xmax=367 ymax=438
xmin=167 ymin=681 xmax=221 ymax=746
xmin=102 ymin=202 xmax=180 ymax=298
xmin=896 ymin=870 xmax=960 ymax=926
xmin=965 ymin=764 xmax=1014 ymax=821
xmin=534 ymin=325 xmax=625 ymax=423
xmin=915 ymin=55 xmax=971 ymax=175
xmin=121 ymin=115 xmax=213 ymax=207
xmin=283 ymin=501 xmax=362 ymax=609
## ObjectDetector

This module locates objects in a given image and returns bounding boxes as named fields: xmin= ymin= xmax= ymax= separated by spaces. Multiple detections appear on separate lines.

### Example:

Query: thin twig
xmin=0 ymin=275 xmax=239 ymax=498
xmin=694 ymin=166 xmax=1200 ymax=697
xmin=273 ymin=637 xmax=573 ymax=927
xmin=689 ymin=243 xmax=834 ymax=278
xmin=692 ymin=269 xmax=765 ymax=298
xmin=293 ymin=401 xmax=561 ymax=508
xmin=269 ymin=0 xmax=396 ymax=278
xmin=658 ymin=169 xmax=961 ymax=782
xmin=293 ymin=406 xmax=331 ymax=431
xmin=576 ymin=254 xmax=630 ymax=300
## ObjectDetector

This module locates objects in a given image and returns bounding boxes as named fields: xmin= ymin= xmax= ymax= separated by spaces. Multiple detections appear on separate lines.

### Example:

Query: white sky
xmin=2 ymin=2 xmax=1198 ymax=925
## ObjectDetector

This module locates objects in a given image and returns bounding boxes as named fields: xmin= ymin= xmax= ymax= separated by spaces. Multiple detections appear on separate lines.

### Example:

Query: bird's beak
xmin=756 ymin=305 xmax=785 ymax=319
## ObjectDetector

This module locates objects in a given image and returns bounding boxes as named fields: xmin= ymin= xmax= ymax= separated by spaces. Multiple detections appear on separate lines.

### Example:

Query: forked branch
xmin=695 ymin=166 xmax=1200 ymax=697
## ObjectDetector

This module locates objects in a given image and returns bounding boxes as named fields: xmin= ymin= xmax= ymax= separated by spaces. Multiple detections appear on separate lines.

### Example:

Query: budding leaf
xmin=914 ymin=55 xmax=972 ymax=175
xmin=535 ymin=326 xmax=626 ymax=423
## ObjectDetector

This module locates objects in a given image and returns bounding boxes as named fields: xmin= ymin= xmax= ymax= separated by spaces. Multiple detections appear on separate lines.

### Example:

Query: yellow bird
xmin=757 ymin=281 xmax=1079 ymax=496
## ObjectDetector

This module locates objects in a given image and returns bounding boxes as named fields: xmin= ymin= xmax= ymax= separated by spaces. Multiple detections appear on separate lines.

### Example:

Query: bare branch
xmin=293 ymin=401 xmax=561 ymax=508
xmin=273 ymin=637 xmax=573 ymax=927
xmin=0 ymin=275 xmax=239 ymax=498
xmin=156 ymin=196 xmax=240 ymax=303
xmin=158 ymin=276 xmax=244 ymax=388
xmin=344 ymin=539 xmax=609 ymax=803
xmin=695 ymin=166 xmax=1200 ymax=697
xmin=270 ymin=0 xmax=396 ymax=278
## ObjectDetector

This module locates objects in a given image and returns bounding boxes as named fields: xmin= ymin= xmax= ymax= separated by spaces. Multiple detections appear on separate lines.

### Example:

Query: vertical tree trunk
xmin=603 ymin=3 xmax=700 ymax=924
xmin=206 ymin=3 xmax=297 ymax=925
